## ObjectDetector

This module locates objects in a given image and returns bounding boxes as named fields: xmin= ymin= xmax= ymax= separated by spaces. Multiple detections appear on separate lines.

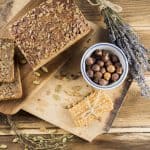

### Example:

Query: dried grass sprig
xmin=6 ymin=115 xmax=74 ymax=150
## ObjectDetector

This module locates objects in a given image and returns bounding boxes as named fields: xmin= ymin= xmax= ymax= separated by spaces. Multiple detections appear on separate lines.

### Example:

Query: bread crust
xmin=0 ymin=38 xmax=14 ymax=82
xmin=0 ymin=64 xmax=23 ymax=101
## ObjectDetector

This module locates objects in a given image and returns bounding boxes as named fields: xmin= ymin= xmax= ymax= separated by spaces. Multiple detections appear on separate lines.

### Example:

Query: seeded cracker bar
xmin=10 ymin=0 xmax=91 ymax=71
xmin=0 ymin=65 xmax=22 ymax=101
xmin=0 ymin=39 xmax=14 ymax=82
xmin=69 ymin=91 xmax=113 ymax=127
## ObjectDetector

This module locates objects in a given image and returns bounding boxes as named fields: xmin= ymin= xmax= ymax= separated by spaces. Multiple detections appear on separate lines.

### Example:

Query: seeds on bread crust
xmin=0 ymin=64 xmax=23 ymax=101
xmin=0 ymin=38 xmax=14 ymax=82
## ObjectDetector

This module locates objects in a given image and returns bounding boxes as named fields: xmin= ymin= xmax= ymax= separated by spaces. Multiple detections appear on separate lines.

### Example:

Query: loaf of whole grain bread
xmin=10 ymin=0 xmax=91 ymax=71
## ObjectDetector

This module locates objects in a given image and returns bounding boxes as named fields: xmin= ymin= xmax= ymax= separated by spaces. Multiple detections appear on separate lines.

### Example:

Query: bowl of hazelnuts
xmin=81 ymin=43 xmax=128 ymax=90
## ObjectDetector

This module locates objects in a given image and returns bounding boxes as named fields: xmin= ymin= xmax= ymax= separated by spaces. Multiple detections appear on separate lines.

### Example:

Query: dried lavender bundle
xmin=86 ymin=0 xmax=150 ymax=97
xmin=102 ymin=8 xmax=150 ymax=96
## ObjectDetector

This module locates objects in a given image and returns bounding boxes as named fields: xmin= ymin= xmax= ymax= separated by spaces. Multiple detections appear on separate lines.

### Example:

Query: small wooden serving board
xmin=0 ymin=0 xmax=132 ymax=141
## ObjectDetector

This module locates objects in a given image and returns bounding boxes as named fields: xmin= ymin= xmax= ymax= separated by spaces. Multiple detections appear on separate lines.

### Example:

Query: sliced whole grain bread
xmin=10 ymin=0 xmax=91 ymax=71
xmin=0 ymin=38 xmax=14 ymax=82
xmin=0 ymin=64 xmax=22 ymax=101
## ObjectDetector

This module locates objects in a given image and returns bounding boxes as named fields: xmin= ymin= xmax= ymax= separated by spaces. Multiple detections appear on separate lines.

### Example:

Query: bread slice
xmin=10 ymin=0 xmax=91 ymax=71
xmin=0 ymin=38 xmax=14 ymax=82
xmin=0 ymin=64 xmax=23 ymax=101
xmin=69 ymin=91 xmax=113 ymax=127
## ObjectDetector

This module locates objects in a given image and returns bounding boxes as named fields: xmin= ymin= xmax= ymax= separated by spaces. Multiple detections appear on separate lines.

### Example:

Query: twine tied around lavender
xmin=85 ymin=0 xmax=150 ymax=97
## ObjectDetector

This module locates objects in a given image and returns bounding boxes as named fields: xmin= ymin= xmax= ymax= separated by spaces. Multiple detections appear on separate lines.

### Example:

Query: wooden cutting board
xmin=0 ymin=0 xmax=132 ymax=141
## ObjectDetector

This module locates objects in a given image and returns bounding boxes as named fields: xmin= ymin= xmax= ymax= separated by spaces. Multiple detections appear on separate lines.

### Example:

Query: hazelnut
xmin=99 ymin=79 xmax=108 ymax=86
xmin=111 ymin=73 xmax=119 ymax=81
xmin=107 ymin=65 xmax=115 ymax=73
xmin=104 ymin=72 xmax=111 ymax=81
xmin=116 ymin=67 xmax=123 ymax=74
xmin=86 ymin=57 xmax=95 ymax=65
xmin=102 ymin=51 xmax=109 ymax=56
xmin=102 ymin=55 xmax=110 ymax=62
xmin=115 ymin=62 xmax=122 ymax=68
xmin=87 ymin=70 xmax=94 ymax=78
xmin=97 ymin=60 xmax=104 ymax=67
xmin=100 ymin=67 xmax=106 ymax=74
xmin=95 ymin=49 xmax=102 ymax=56
xmin=111 ymin=55 xmax=118 ymax=63
xmin=94 ymin=72 xmax=102 ymax=79
xmin=92 ymin=64 xmax=100 ymax=72
xmin=105 ymin=60 xmax=112 ymax=66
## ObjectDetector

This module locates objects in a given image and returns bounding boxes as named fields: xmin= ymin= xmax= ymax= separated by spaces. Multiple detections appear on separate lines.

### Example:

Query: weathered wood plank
xmin=0 ymin=136 xmax=23 ymax=150
xmin=112 ymin=0 xmax=150 ymax=27
xmin=135 ymin=28 xmax=150 ymax=49
xmin=70 ymin=133 xmax=150 ymax=150
xmin=81 ymin=0 xmax=150 ymax=27
xmin=0 ymin=128 xmax=67 ymax=135
xmin=0 ymin=133 xmax=150 ymax=150
xmin=112 ymin=77 xmax=150 ymax=128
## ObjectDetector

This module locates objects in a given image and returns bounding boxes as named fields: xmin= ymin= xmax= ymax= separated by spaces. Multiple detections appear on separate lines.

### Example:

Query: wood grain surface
xmin=0 ymin=0 xmax=150 ymax=149
xmin=0 ymin=133 xmax=150 ymax=150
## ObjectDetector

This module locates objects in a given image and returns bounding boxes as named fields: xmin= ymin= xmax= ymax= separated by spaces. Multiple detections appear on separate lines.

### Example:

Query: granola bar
xmin=0 ymin=38 xmax=14 ymax=82
xmin=69 ymin=91 xmax=113 ymax=127
xmin=0 ymin=64 xmax=23 ymax=101
xmin=10 ymin=0 xmax=91 ymax=71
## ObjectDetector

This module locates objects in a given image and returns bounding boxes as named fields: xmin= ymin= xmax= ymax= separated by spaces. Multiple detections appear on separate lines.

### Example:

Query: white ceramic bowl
xmin=81 ymin=43 xmax=128 ymax=90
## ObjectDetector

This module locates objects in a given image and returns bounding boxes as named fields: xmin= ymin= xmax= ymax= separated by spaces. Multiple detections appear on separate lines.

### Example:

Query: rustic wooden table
xmin=0 ymin=0 xmax=150 ymax=149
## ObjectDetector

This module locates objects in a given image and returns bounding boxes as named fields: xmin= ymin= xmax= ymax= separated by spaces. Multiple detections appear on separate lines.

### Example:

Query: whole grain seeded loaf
xmin=0 ymin=64 xmax=22 ymax=101
xmin=10 ymin=0 xmax=91 ymax=71
xmin=0 ymin=38 xmax=14 ymax=82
